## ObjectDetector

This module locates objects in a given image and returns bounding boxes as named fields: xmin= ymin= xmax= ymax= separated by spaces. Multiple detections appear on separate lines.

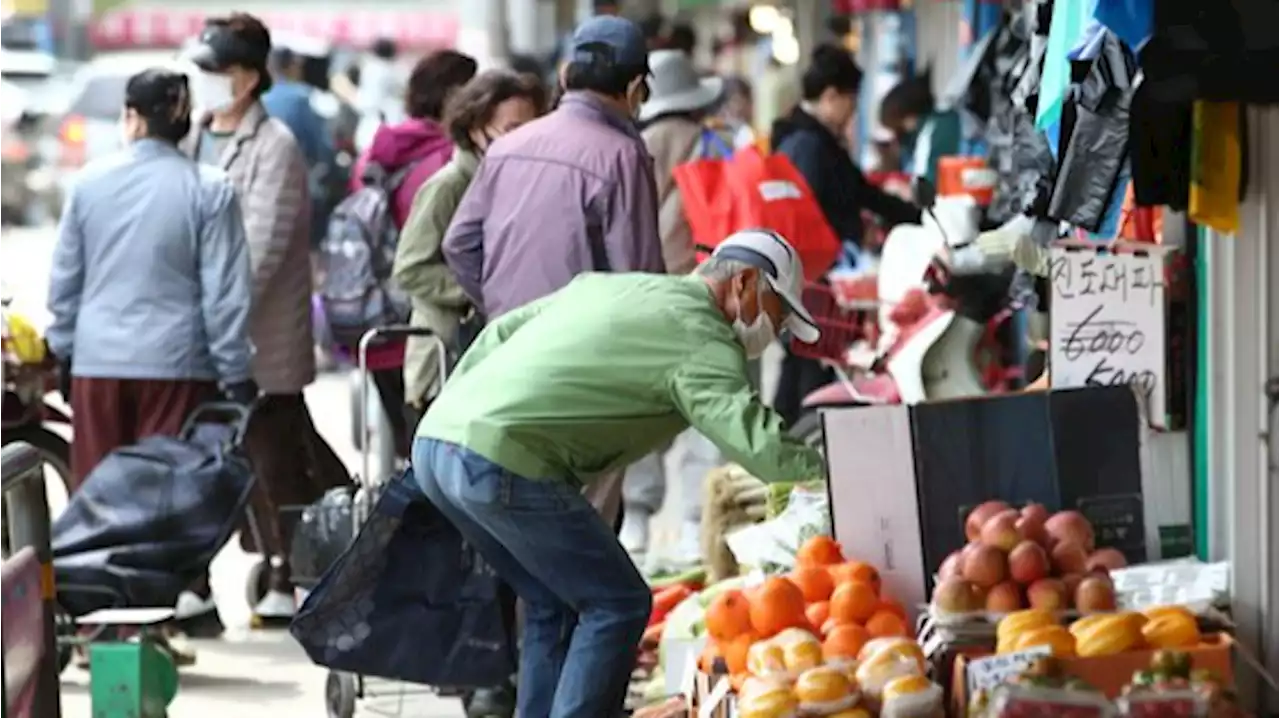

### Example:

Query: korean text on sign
xmin=1048 ymin=246 xmax=1168 ymax=428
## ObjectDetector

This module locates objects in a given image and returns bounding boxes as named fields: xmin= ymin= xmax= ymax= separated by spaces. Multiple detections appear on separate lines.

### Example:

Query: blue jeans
xmin=412 ymin=438 xmax=651 ymax=718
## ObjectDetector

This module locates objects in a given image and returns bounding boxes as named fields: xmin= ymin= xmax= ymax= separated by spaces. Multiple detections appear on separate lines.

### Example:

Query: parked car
xmin=55 ymin=50 xmax=182 ymax=198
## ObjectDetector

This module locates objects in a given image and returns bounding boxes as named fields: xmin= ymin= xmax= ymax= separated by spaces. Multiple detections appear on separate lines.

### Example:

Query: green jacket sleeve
xmin=392 ymin=172 xmax=471 ymax=308
xmin=668 ymin=340 xmax=825 ymax=483
xmin=451 ymin=294 xmax=553 ymax=378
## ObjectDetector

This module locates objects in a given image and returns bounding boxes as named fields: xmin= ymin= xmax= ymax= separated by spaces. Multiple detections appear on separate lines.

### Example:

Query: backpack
xmin=317 ymin=161 xmax=418 ymax=348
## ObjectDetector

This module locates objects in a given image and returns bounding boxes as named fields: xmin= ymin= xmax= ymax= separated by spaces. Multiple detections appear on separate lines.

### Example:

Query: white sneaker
xmin=253 ymin=590 xmax=296 ymax=619
xmin=174 ymin=591 xmax=216 ymax=621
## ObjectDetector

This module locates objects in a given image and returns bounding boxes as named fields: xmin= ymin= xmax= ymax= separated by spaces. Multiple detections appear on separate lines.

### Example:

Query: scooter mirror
xmin=911 ymin=176 xmax=938 ymax=210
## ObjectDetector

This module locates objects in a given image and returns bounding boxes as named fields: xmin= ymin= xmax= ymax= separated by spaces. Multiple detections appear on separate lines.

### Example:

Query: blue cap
xmin=568 ymin=15 xmax=649 ymax=74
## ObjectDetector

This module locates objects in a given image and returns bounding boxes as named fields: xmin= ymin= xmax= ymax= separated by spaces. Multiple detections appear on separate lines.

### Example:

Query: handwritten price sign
xmin=1048 ymin=246 xmax=1168 ymax=428
xmin=967 ymin=645 xmax=1053 ymax=694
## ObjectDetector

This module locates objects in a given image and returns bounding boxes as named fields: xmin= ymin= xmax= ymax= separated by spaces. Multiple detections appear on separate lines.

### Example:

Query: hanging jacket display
xmin=1047 ymin=31 xmax=1138 ymax=231
xmin=1138 ymin=0 xmax=1278 ymax=106
xmin=1128 ymin=79 xmax=1193 ymax=209
xmin=982 ymin=12 xmax=1057 ymax=226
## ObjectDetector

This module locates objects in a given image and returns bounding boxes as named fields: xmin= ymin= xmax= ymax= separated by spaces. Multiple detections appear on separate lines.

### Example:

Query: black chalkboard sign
xmin=1076 ymin=493 xmax=1146 ymax=563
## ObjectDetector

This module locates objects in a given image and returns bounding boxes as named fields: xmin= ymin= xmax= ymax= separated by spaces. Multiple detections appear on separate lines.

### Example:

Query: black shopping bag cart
xmin=289 ymin=326 xmax=516 ymax=718
xmin=289 ymin=470 xmax=514 ymax=686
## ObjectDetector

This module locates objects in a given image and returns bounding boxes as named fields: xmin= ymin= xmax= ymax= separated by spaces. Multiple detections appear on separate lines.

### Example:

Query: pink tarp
xmin=89 ymin=8 xmax=459 ymax=51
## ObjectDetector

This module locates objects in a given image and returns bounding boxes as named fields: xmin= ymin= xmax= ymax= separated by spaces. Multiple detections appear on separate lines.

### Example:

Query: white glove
xmin=977 ymin=215 xmax=1036 ymax=259
xmin=1013 ymin=235 xmax=1052 ymax=276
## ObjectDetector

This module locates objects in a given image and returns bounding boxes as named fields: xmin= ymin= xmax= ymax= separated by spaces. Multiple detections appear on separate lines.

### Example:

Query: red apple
xmin=1086 ymin=547 xmax=1128 ymax=574
xmin=966 ymin=501 xmax=1012 ymax=542
xmin=1016 ymin=504 xmax=1051 ymax=546
xmin=985 ymin=581 xmax=1024 ymax=613
xmin=1008 ymin=541 xmax=1051 ymax=584
xmin=963 ymin=544 xmax=1009 ymax=589
xmin=1027 ymin=578 xmax=1069 ymax=611
xmin=980 ymin=511 xmax=1023 ymax=552
xmin=938 ymin=550 xmax=966 ymax=580
xmin=1050 ymin=540 xmax=1090 ymax=575
xmin=1045 ymin=510 xmax=1096 ymax=551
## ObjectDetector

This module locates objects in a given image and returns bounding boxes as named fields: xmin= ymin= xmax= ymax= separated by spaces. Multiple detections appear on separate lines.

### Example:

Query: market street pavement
xmin=3 ymin=223 xmax=469 ymax=716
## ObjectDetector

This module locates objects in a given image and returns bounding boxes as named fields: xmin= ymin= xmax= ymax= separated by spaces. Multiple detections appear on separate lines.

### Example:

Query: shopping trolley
xmin=788 ymin=274 xmax=882 ymax=373
xmin=297 ymin=325 xmax=515 ymax=718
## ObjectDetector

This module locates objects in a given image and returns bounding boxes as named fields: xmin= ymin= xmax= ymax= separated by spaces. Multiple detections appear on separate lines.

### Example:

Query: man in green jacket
xmin=413 ymin=228 xmax=825 ymax=718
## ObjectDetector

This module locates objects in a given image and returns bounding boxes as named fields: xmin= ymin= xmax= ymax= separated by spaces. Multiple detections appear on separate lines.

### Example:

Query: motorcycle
xmin=1 ymin=108 xmax=61 ymax=227
xmin=789 ymin=179 xmax=1022 ymax=448
xmin=1 ymin=297 xmax=73 ymax=514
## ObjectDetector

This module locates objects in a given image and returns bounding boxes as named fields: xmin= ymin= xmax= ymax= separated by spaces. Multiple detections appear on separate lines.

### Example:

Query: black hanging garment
xmin=1047 ymin=32 xmax=1138 ymax=231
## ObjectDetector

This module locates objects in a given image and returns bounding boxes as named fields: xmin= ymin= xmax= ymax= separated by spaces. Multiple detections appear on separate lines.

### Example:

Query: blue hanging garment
xmin=1069 ymin=21 xmax=1109 ymax=62
xmin=1037 ymin=0 xmax=1099 ymax=131
xmin=1093 ymin=0 xmax=1154 ymax=52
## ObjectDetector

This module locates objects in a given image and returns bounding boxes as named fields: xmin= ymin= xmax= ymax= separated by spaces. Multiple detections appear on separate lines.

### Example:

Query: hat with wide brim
xmin=639 ymin=49 xmax=724 ymax=123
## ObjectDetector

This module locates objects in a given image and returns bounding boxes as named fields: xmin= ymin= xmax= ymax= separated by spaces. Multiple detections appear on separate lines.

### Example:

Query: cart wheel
xmin=244 ymin=558 xmax=271 ymax=609
xmin=55 ymin=604 xmax=75 ymax=674
xmin=325 ymin=671 xmax=358 ymax=718
xmin=464 ymin=685 xmax=516 ymax=718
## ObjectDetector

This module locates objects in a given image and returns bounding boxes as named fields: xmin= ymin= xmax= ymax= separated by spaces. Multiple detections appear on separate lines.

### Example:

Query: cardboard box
xmin=824 ymin=385 xmax=1149 ymax=612
xmin=686 ymin=668 xmax=735 ymax=718
xmin=949 ymin=633 xmax=1237 ymax=714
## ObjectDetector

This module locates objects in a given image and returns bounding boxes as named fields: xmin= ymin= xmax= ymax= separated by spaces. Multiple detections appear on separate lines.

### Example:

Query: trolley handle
xmin=354 ymin=325 xmax=450 ymax=488
xmin=356 ymin=325 xmax=447 ymax=372
xmin=359 ymin=325 xmax=440 ymax=342
xmin=179 ymin=401 xmax=254 ymax=446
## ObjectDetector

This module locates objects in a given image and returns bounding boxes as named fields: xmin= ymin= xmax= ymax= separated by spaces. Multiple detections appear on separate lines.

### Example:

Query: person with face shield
xmin=179 ymin=13 xmax=350 ymax=630
xmin=441 ymin=14 xmax=666 ymax=527
xmin=414 ymin=228 xmax=824 ymax=718
xmin=45 ymin=68 xmax=254 ymax=505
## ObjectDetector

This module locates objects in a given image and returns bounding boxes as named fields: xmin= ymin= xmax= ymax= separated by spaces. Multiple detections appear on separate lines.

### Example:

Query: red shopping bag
xmin=673 ymin=146 xmax=840 ymax=281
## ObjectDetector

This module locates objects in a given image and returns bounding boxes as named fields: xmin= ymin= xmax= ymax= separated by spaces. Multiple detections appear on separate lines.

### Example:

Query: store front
xmin=639 ymin=1 xmax=1278 ymax=716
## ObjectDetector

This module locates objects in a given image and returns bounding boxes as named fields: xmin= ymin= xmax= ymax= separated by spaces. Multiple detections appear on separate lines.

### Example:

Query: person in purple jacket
xmin=442 ymin=14 xmax=664 ymax=525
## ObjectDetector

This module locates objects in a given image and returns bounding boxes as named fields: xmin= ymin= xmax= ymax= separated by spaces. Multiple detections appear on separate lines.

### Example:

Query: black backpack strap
xmin=359 ymin=157 xmax=425 ymax=193
xmin=385 ymin=158 xmax=426 ymax=192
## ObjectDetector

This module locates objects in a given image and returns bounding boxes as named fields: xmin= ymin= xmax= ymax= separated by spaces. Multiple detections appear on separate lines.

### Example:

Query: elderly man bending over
xmin=412 ymin=229 xmax=825 ymax=718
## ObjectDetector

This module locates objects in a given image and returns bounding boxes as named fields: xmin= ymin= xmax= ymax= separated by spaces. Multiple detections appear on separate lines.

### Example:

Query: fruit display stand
xmin=638 ymin=529 xmax=947 ymax=717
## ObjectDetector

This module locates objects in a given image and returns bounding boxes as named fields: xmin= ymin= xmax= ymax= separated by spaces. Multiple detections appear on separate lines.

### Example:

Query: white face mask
xmin=732 ymin=284 xmax=778 ymax=360
xmin=191 ymin=70 xmax=235 ymax=113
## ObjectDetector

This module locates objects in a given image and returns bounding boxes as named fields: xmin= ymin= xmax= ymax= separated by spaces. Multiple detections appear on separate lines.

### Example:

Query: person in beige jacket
xmin=625 ymin=49 xmax=730 ymax=570
xmin=181 ymin=13 xmax=349 ymax=627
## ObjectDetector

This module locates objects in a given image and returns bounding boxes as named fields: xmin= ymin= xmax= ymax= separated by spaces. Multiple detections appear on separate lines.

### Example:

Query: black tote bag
xmin=290 ymin=470 xmax=515 ymax=687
